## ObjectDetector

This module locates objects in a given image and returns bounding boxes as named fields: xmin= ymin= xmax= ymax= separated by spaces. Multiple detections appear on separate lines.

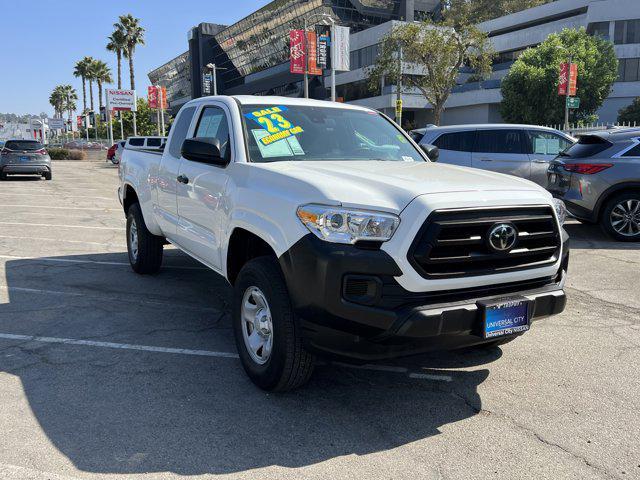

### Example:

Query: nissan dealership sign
xmin=106 ymin=89 xmax=137 ymax=111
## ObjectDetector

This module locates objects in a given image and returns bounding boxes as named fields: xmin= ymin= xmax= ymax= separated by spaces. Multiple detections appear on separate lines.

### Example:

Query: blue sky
xmin=0 ymin=0 xmax=270 ymax=116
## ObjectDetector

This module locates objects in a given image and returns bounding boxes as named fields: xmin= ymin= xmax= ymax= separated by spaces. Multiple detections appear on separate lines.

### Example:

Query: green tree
xmin=111 ymin=98 xmax=157 ymax=137
xmin=115 ymin=14 xmax=145 ymax=91
xmin=500 ymin=28 xmax=618 ymax=125
xmin=106 ymin=28 xmax=127 ymax=89
xmin=367 ymin=21 xmax=493 ymax=126
xmin=442 ymin=0 xmax=553 ymax=26
xmin=618 ymin=98 xmax=640 ymax=125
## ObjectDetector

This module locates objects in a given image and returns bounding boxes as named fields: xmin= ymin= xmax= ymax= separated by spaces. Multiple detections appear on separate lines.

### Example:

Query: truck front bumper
xmin=279 ymin=234 xmax=569 ymax=361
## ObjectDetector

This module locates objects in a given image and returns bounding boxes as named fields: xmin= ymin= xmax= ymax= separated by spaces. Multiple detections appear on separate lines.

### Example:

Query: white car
xmin=119 ymin=96 xmax=569 ymax=391
xmin=413 ymin=124 xmax=575 ymax=186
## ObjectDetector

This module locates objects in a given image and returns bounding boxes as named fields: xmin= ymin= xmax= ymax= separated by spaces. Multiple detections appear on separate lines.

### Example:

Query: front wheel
xmin=126 ymin=203 xmax=164 ymax=274
xmin=601 ymin=192 xmax=640 ymax=241
xmin=233 ymin=256 xmax=314 ymax=391
xmin=43 ymin=171 xmax=52 ymax=181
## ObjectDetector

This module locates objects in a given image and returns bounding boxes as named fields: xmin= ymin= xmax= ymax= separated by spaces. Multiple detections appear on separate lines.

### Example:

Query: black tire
xmin=43 ymin=171 xmax=52 ymax=181
xmin=233 ymin=256 xmax=314 ymax=391
xmin=600 ymin=192 xmax=640 ymax=242
xmin=0 ymin=172 xmax=6 ymax=180
xmin=126 ymin=203 xmax=164 ymax=274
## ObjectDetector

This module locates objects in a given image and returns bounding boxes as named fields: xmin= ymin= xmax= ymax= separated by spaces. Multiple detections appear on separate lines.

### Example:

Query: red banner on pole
xmin=558 ymin=63 xmax=578 ymax=96
xmin=148 ymin=86 xmax=158 ymax=109
xmin=161 ymin=86 xmax=167 ymax=109
xmin=76 ymin=116 xmax=83 ymax=129
xmin=290 ymin=30 xmax=306 ymax=75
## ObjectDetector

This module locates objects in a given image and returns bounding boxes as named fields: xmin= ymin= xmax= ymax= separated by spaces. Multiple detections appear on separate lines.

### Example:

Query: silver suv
xmin=414 ymin=124 xmax=574 ymax=186
xmin=548 ymin=128 xmax=640 ymax=241
xmin=0 ymin=139 xmax=52 ymax=180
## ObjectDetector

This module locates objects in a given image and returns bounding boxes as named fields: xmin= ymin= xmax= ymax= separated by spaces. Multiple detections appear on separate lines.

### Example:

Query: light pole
xmin=564 ymin=54 xmax=573 ymax=131
xmin=206 ymin=63 xmax=227 ymax=96
xmin=302 ymin=13 xmax=336 ymax=101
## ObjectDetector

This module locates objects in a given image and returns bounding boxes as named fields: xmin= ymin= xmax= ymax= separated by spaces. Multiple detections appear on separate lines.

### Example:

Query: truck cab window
xmin=168 ymin=106 xmax=196 ymax=158
xmin=195 ymin=107 xmax=230 ymax=159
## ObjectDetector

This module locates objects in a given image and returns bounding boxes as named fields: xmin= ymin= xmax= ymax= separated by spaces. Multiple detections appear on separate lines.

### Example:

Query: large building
xmin=149 ymin=0 xmax=638 ymax=125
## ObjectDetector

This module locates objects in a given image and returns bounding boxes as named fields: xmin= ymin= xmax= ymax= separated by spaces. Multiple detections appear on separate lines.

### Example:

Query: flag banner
xmin=290 ymin=30 xmax=306 ymax=75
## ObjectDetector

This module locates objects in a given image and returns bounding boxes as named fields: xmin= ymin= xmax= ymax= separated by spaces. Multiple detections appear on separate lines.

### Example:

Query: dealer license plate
xmin=480 ymin=297 xmax=530 ymax=339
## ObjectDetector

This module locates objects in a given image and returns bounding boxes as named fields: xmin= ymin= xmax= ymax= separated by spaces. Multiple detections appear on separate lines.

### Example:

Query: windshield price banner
xmin=245 ymin=106 xmax=303 ymax=146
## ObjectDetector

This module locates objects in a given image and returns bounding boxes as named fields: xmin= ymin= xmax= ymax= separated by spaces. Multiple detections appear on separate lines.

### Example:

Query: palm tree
xmin=60 ymin=85 xmax=78 ymax=121
xmin=49 ymin=87 xmax=65 ymax=118
xmin=106 ymin=28 xmax=127 ymax=89
xmin=73 ymin=57 xmax=93 ymax=113
xmin=89 ymin=60 xmax=113 ymax=110
xmin=115 ymin=14 xmax=145 ymax=91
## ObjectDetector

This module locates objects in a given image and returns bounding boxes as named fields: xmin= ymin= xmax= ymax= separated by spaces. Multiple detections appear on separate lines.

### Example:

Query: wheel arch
xmin=225 ymin=227 xmax=279 ymax=286
xmin=594 ymin=182 xmax=640 ymax=221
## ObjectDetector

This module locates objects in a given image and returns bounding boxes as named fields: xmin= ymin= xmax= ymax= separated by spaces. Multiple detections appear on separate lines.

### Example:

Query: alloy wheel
xmin=610 ymin=199 xmax=640 ymax=237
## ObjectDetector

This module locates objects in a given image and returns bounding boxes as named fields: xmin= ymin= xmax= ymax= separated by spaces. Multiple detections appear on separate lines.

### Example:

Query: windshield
xmin=5 ymin=140 xmax=43 ymax=151
xmin=241 ymin=104 xmax=425 ymax=163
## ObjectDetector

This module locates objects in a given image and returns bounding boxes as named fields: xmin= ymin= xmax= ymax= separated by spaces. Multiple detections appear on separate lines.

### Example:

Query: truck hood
xmin=257 ymin=160 xmax=547 ymax=212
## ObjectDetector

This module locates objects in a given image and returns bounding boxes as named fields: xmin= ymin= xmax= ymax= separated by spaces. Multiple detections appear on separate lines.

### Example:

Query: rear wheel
xmin=126 ymin=203 xmax=164 ymax=274
xmin=43 ymin=171 xmax=52 ymax=181
xmin=233 ymin=256 xmax=314 ymax=391
xmin=601 ymin=192 xmax=640 ymax=242
xmin=0 ymin=172 xmax=6 ymax=180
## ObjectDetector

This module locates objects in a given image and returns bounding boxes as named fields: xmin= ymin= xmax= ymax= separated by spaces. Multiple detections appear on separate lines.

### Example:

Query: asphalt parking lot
xmin=0 ymin=160 xmax=638 ymax=480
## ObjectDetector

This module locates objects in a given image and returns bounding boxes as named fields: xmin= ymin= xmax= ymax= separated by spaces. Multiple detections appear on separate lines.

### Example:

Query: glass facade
xmin=614 ymin=19 xmax=640 ymax=45
xmin=148 ymin=51 xmax=192 ymax=111
xmin=210 ymin=0 xmax=440 ymax=90
xmin=618 ymin=58 xmax=640 ymax=82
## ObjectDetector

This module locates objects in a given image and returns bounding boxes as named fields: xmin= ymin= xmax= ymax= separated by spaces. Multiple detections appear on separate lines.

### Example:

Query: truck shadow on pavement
xmin=0 ymin=253 xmax=499 ymax=475
xmin=564 ymin=220 xmax=640 ymax=250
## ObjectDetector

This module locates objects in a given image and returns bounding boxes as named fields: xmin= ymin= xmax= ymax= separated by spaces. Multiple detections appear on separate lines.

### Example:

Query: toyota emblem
xmin=488 ymin=223 xmax=518 ymax=252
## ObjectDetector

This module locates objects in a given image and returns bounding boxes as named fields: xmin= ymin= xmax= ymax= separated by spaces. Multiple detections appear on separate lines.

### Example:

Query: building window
xmin=617 ymin=58 xmax=640 ymax=82
xmin=587 ymin=21 xmax=610 ymax=40
xmin=349 ymin=43 xmax=379 ymax=70
xmin=615 ymin=19 xmax=640 ymax=44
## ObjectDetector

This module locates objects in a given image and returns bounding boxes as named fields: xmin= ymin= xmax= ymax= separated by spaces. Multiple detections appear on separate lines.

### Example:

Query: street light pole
xmin=302 ymin=12 xmax=336 ymax=101
xmin=206 ymin=63 xmax=226 ymax=96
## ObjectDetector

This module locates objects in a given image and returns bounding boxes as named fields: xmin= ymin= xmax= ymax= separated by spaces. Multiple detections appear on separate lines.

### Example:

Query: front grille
xmin=408 ymin=206 xmax=561 ymax=279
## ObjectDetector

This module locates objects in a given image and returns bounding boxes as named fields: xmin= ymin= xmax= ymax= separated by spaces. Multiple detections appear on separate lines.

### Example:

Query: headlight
xmin=296 ymin=204 xmax=400 ymax=244
xmin=553 ymin=198 xmax=567 ymax=226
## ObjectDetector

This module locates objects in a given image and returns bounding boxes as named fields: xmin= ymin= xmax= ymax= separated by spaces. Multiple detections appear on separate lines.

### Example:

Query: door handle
xmin=532 ymin=159 xmax=549 ymax=164
xmin=479 ymin=157 xmax=492 ymax=162
xmin=177 ymin=174 xmax=189 ymax=184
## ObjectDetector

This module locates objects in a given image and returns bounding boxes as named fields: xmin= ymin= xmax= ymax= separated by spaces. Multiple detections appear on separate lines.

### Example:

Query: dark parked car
xmin=0 ymin=139 xmax=52 ymax=180
xmin=548 ymin=128 xmax=640 ymax=241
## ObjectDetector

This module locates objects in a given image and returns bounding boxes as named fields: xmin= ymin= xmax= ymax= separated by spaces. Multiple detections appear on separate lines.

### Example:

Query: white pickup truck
xmin=119 ymin=96 xmax=569 ymax=391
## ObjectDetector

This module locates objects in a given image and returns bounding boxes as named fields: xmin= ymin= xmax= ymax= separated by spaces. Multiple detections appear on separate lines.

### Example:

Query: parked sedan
xmin=548 ymin=128 xmax=640 ymax=241
xmin=414 ymin=124 xmax=574 ymax=186
xmin=0 ymin=139 xmax=52 ymax=180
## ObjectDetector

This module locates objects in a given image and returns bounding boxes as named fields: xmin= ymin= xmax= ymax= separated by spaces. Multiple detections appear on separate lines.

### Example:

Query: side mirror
xmin=420 ymin=143 xmax=439 ymax=162
xmin=181 ymin=137 xmax=228 ymax=167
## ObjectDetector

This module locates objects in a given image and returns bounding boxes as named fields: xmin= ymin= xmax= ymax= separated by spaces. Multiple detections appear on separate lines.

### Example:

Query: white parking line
xmin=0 ymin=285 xmax=219 ymax=311
xmin=0 ymin=333 xmax=240 ymax=358
xmin=0 ymin=331 xmax=453 ymax=381
xmin=0 ymin=235 xmax=126 ymax=248
xmin=0 ymin=205 xmax=118 ymax=211
xmin=0 ymin=192 xmax=113 ymax=201
xmin=0 ymin=254 xmax=208 ymax=271
xmin=0 ymin=222 xmax=124 ymax=231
